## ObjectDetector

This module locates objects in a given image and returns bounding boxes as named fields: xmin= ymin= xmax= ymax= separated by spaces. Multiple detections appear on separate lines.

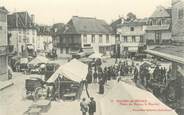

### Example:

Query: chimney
xmin=31 ymin=14 xmax=35 ymax=24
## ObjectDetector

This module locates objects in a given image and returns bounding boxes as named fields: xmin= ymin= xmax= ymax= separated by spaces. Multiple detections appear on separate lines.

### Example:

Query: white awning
xmin=88 ymin=52 xmax=103 ymax=59
xmin=47 ymin=59 xmax=88 ymax=83
xmin=28 ymin=56 xmax=49 ymax=66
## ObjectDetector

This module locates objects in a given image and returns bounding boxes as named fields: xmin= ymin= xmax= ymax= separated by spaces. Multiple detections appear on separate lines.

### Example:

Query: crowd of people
xmin=85 ymin=59 xmax=137 ymax=95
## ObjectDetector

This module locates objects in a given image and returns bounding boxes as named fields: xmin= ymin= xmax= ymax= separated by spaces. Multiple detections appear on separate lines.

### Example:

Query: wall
xmin=117 ymin=26 xmax=143 ymax=34
xmin=0 ymin=11 xmax=8 ymax=81
xmin=0 ymin=12 xmax=7 ymax=46
xmin=8 ymin=28 xmax=37 ymax=54
xmin=172 ymin=1 xmax=184 ymax=43
xmin=161 ymin=32 xmax=172 ymax=40
xmin=81 ymin=34 xmax=115 ymax=54
xmin=117 ymin=25 xmax=145 ymax=53
xmin=36 ymin=35 xmax=53 ymax=52
xmin=145 ymin=31 xmax=171 ymax=42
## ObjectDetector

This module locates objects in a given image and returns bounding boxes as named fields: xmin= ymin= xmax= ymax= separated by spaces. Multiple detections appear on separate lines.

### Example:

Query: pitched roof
xmin=51 ymin=23 xmax=65 ymax=36
xmin=7 ymin=12 xmax=35 ymax=29
xmin=0 ymin=6 xmax=8 ymax=13
xmin=150 ymin=6 xmax=171 ymax=18
xmin=64 ymin=16 xmax=114 ymax=34
xmin=110 ymin=17 xmax=125 ymax=30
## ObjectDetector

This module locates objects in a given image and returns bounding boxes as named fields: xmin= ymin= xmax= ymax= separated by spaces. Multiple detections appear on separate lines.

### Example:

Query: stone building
xmin=0 ymin=7 xmax=9 ymax=81
xmin=145 ymin=6 xmax=172 ymax=47
xmin=51 ymin=23 xmax=65 ymax=57
xmin=172 ymin=0 xmax=184 ymax=45
xmin=60 ymin=16 xmax=115 ymax=57
xmin=116 ymin=19 xmax=147 ymax=57
xmin=36 ymin=25 xmax=53 ymax=52
xmin=7 ymin=12 xmax=37 ymax=57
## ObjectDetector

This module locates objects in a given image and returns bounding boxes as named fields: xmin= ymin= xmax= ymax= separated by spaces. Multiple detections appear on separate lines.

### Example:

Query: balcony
xmin=145 ymin=24 xmax=170 ymax=31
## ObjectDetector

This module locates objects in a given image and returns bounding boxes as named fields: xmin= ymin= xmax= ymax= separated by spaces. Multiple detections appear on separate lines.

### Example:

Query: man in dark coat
xmin=134 ymin=66 xmax=139 ymax=83
xmin=93 ymin=71 xmax=98 ymax=83
xmin=99 ymin=78 xmax=104 ymax=94
xmin=88 ymin=97 xmax=96 ymax=115
xmin=87 ymin=70 xmax=93 ymax=83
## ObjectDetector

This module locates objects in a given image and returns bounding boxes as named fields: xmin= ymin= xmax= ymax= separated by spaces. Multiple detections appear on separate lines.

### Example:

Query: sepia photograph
xmin=0 ymin=0 xmax=184 ymax=115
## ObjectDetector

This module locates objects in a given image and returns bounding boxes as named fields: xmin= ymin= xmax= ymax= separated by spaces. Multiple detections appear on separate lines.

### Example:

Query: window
xmin=0 ymin=26 xmax=2 ymax=30
xmin=132 ymin=36 xmax=136 ymax=42
xmin=130 ymin=27 xmax=134 ymax=31
xmin=124 ymin=36 xmax=127 ymax=42
xmin=106 ymin=35 xmax=109 ymax=43
xmin=178 ymin=9 xmax=184 ymax=19
xmin=0 ymin=13 xmax=6 ymax=22
xmin=140 ymin=36 xmax=144 ymax=43
xmin=92 ymin=35 xmax=95 ymax=43
xmin=83 ymin=34 xmax=87 ymax=43
xmin=99 ymin=35 xmax=103 ymax=43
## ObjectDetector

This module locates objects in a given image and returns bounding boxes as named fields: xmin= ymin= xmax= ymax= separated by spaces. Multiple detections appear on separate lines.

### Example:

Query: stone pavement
xmin=0 ymin=72 xmax=26 ymax=91
xmin=42 ymin=80 xmax=117 ymax=115
xmin=0 ymin=80 xmax=14 ymax=91
xmin=80 ymin=80 xmax=117 ymax=115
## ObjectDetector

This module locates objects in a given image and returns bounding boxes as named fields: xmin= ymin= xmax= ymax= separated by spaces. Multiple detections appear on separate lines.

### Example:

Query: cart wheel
xmin=34 ymin=87 xmax=48 ymax=101
xmin=33 ymin=87 xmax=42 ymax=101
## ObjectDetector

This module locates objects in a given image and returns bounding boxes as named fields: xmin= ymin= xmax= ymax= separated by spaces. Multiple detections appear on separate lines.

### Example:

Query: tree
xmin=126 ymin=12 xmax=136 ymax=21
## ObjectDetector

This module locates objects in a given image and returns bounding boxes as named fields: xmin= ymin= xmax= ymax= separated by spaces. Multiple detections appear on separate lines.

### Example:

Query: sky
xmin=0 ymin=0 xmax=171 ymax=25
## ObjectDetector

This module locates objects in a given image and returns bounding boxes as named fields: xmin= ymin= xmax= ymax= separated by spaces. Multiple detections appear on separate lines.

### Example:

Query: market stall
xmin=47 ymin=59 xmax=88 ymax=100
xmin=28 ymin=56 xmax=49 ymax=66
xmin=27 ymin=56 xmax=49 ymax=74
xmin=100 ymin=82 xmax=177 ymax=115
xmin=88 ymin=52 xmax=103 ymax=59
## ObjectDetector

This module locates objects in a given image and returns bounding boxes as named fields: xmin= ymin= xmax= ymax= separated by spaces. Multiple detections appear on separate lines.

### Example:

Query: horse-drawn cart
xmin=25 ymin=76 xmax=48 ymax=101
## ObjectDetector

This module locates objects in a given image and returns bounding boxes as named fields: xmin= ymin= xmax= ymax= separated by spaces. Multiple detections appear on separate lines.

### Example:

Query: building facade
xmin=145 ymin=6 xmax=172 ymax=47
xmin=116 ymin=19 xmax=147 ymax=57
xmin=36 ymin=25 xmax=53 ymax=52
xmin=7 ymin=12 xmax=37 ymax=57
xmin=51 ymin=23 xmax=65 ymax=57
xmin=60 ymin=16 xmax=115 ymax=57
xmin=172 ymin=0 xmax=184 ymax=45
xmin=0 ymin=7 xmax=9 ymax=81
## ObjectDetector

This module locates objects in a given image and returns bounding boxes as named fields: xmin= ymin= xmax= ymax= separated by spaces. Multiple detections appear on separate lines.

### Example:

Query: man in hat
xmin=88 ymin=97 xmax=96 ymax=115
xmin=80 ymin=98 xmax=88 ymax=115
